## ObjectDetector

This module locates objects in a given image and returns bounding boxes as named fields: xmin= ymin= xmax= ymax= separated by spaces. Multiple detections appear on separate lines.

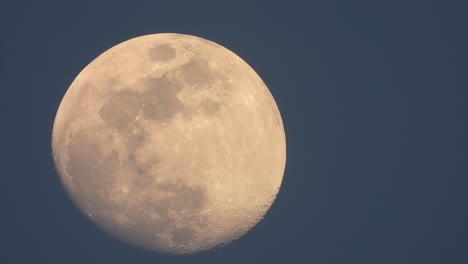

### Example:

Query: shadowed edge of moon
xmin=64 ymin=125 xmax=211 ymax=252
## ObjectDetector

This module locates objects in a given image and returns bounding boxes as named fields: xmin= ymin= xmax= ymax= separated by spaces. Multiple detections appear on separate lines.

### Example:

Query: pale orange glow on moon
xmin=52 ymin=33 xmax=286 ymax=254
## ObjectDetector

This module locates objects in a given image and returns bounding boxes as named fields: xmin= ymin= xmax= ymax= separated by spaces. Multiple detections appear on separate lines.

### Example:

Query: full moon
xmin=52 ymin=33 xmax=286 ymax=254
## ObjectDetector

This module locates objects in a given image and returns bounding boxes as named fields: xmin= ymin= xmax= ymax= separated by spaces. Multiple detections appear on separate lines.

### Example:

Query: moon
xmin=52 ymin=33 xmax=286 ymax=254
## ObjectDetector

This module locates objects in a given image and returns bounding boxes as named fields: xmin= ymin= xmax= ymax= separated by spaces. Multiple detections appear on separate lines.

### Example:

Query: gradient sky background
xmin=4 ymin=0 xmax=468 ymax=263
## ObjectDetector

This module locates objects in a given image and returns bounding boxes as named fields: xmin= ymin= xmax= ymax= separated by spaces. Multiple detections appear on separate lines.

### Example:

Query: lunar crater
xmin=99 ymin=90 xmax=140 ymax=130
xmin=140 ymin=75 xmax=184 ymax=121
xmin=148 ymin=43 xmax=176 ymax=62
xmin=130 ymin=157 xmax=160 ymax=189
xmin=177 ymin=58 xmax=215 ymax=86
xmin=199 ymin=98 xmax=222 ymax=115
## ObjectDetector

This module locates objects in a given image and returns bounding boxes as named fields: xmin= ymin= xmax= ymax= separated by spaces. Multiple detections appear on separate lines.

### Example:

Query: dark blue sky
xmin=4 ymin=0 xmax=468 ymax=263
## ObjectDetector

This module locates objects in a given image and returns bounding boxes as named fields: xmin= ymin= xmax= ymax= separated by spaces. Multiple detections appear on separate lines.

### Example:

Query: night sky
xmin=4 ymin=1 xmax=468 ymax=263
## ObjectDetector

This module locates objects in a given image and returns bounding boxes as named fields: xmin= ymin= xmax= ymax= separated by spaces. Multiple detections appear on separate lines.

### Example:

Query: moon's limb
xmin=52 ymin=33 xmax=286 ymax=254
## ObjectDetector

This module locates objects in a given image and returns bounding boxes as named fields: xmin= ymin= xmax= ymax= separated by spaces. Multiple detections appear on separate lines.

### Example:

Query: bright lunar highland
xmin=52 ymin=33 xmax=286 ymax=254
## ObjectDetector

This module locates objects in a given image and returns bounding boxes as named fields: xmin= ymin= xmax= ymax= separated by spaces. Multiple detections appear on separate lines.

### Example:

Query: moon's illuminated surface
xmin=52 ymin=33 xmax=286 ymax=254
